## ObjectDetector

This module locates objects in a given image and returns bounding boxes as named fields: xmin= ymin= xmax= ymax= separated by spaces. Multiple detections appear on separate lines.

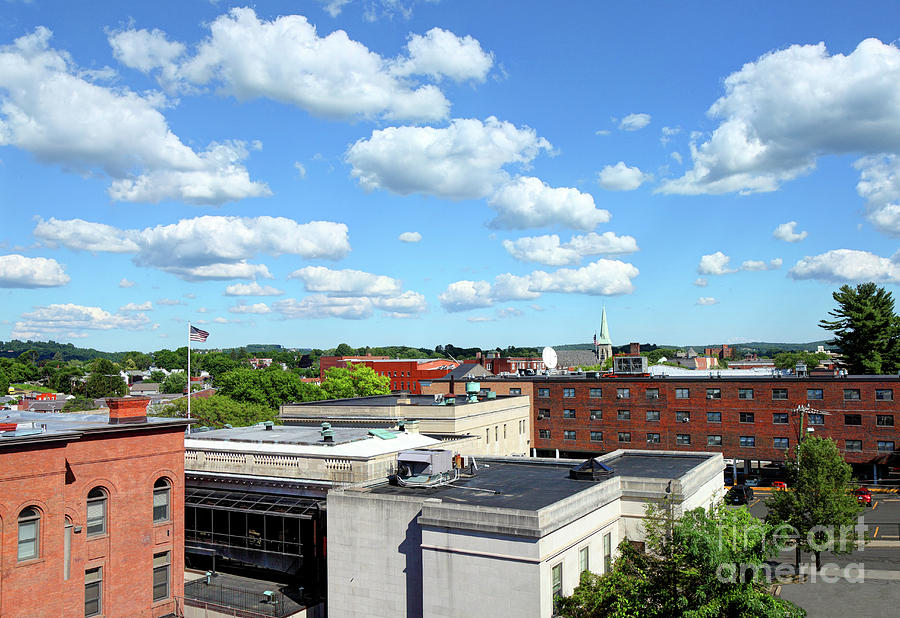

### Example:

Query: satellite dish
xmin=542 ymin=346 xmax=558 ymax=370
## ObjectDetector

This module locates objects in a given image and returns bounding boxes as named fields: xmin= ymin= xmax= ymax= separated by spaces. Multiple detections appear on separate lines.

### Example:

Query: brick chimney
xmin=107 ymin=397 xmax=150 ymax=424
xmin=629 ymin=342 xmax=641 ymax=355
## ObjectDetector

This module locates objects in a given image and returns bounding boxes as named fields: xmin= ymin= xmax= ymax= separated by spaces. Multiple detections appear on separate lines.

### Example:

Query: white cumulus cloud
xmin=502 ymin=232 xmax=638 ymax=266
xmin=789 ymin=249 xmax=900 ymax=283
xmin=740 ymin=258 xmax=782 ymax=271
xmin=697 ymin=252 xmax=737 ymax=275
xmin=12 ymin=303 xmax=151 ymax=338
xmin=288 ymin=266 xmax=402 ymax=297
xmin=694 ymin=277 xmax=708 ymax=287
xmin=773 ymin=221 xmax=808 ymax=242
xmin=228 ymin=302 xmax=271 ymax=314
xmin=110 ymin=8 xmax=489 ymax=122
xmin=224 ymin=282 xmax=284 ymax=296
xmin=119 ymin=301 xmax=153 ymax=312
xmin=398 ymin=231 xmax=422 ymax=243
xmin=696 ymin=297 xmax=719 ymax=306
xmin=597 ymin=162 xmax=651 ymax=191
xmin=488 ymin=177 xmax=610 ymax=230
xmin=439 ymin=259 xmax=639 ymax=312
xmin=0 ymin=28 xmax=268 ymax=205
xmin=33 ymin=216 xmax=349 ymax=281
xmin=119 ymin=278 xmax=136 ymax=288
xmin=659 ymin=38 xmax=900 ymax=197
xmin=346 ymin=117 xmax=551 ymax=200
xmin=0 ymin=254 xmax=70 ymax=288
xmin=619 ymin=113 xmax=651 ymax=131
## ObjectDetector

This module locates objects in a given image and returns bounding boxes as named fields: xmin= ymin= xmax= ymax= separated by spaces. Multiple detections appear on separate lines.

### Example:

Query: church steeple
xmin=595 ymin=307 xmax=613 ymax=363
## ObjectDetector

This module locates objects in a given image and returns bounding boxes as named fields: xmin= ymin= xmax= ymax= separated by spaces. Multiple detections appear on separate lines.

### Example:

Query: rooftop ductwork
xmin=569 ymin=457 xmax=613 ymax=481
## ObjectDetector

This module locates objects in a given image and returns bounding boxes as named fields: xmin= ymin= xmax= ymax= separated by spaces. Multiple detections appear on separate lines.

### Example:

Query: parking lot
xmin=736 ymin=489 xmax=900 ymax=616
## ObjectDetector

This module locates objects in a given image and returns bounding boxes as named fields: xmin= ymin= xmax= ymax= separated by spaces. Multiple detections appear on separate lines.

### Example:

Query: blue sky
xmin=1 ymin=0 xmax=899 ymax=352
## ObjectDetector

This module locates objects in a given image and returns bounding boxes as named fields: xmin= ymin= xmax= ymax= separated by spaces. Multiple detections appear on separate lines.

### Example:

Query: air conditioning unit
xmin=648 ymin=394 xmax=659 ymax=399
xmin=617 ymin=394 xmax=625 ymax=399
xmin=707 ymin=394 xmax=715 ymax=399
xmin=681 ymin=418 xmax=690 ymax=423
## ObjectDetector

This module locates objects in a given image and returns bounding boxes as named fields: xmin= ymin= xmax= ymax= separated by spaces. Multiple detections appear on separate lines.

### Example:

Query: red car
xmin=852 ymin=487 xmax=872 ymax=506
xmin=772 ymin=481 xmax=787 ymax=490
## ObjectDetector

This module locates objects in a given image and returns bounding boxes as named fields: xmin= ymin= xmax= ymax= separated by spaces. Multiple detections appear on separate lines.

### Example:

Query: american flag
xmin=593 ymin=331 xmax=597 ymax=346
xmin=189 ymin=325 xmax=209 ymax=342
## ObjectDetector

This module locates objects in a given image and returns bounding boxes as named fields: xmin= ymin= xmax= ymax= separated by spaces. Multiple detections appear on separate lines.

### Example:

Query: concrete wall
xmin=327 ymin=491 xmax=427 ymax=618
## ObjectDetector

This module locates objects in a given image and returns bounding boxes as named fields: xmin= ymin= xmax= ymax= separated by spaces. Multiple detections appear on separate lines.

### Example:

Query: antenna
xmin=542 ymin=346 xmax=558 ymax=370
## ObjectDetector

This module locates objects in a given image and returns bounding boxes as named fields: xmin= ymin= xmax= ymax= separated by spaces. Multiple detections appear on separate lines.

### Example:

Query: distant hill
xmin=0 ymin=340 xmax=128 ymax=362
xmin=552 ymin=341 xmax=836 ymax=355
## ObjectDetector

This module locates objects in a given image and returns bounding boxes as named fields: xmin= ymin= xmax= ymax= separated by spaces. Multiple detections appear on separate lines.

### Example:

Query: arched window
xmin=18 ymin=506 xmax=40 ymax=561
xmin=86 ymin=487 xmax=108 ymax=537
xmin=153 ymin=478 xmax=171 ymax=523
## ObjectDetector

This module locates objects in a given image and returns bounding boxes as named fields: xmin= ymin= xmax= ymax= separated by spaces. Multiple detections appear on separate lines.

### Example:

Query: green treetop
xmin=819 ymin=282 xmax=900 ymax=374
xmin=320 ymin=362 xmax=391 ymax=399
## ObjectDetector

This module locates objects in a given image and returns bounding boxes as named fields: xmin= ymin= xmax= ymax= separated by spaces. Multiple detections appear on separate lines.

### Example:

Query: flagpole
xmin=187 ymin=321 xmax=191 ymax=434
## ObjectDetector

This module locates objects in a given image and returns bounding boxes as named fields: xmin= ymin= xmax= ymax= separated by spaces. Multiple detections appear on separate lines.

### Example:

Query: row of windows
xmin=537 ymin=408 xmax=896 ymax=427
xmin=551 ymin=533 xmax=613 ymax=599
xmin=484 ymin=421 xmax=527 ymax=444
xmin=17 ymin=478 xmax=171 ymax=563
xmin=536 ymin=387 xmax=895 ymax=401
xmin=83 ymin=551 xmax=170 ymax=617
xmin=539 ymin=430 xmax=897 ymax=452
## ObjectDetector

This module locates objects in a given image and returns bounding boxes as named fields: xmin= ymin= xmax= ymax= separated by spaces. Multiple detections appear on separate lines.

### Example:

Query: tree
xmin=773 ymin=351 xmax=830 ymax=370
xmin=156 ymin=395 xmax=278 ymax=428
xmin=334 ymin=343 xmax=355 ymax=356
xmin=820 ymin=282 xmax=900 ymax=374
xmin=321 ymin=363 xmax=391 ymax=399
xmin=149 ymin=370 xmax=167 ymax=383
xmin=215 ymin=368 xmax=324 ymax=410
xmin=557 ymin=500 xmax=804 ymax=617
xmin=161 ymin=371 xmax=187 ymax=394
xmin=83 ymin=359 xmax=127 ymax=398
xmin=64 ymin=396 xmax=101 ymax=412
xmin=765 ymin=436 xmax=865 ymax=571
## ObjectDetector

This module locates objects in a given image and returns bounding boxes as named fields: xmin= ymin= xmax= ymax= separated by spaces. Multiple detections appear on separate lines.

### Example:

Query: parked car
xmin=726 ymin=485 xmax=755 ymax=505
xmin=744 ymin=477 xmax=762 ymax=487
xmin=852 ymin=487 xmax=872 ymax=506
xmin=772 ymin=481 xmax=788 ymax=490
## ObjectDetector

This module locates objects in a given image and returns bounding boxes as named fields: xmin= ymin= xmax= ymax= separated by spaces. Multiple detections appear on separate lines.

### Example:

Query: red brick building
xmin=0 ymin=399 xmax=190 ymax=617
xmin=424 ymin=373 xmax=900 ymax=474
xmin=319 ymin=356 xmax=459 ymax=394
xmin=465 ymin=351 xmax=545 ymax=375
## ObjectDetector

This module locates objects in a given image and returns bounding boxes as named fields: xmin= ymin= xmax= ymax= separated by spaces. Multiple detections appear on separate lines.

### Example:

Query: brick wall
xmin=0 ymin=424 xmax=186 ymax=617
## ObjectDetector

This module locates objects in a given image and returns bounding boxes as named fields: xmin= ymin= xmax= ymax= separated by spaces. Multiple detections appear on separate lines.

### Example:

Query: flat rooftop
xmin=191 ymin=423 xmax=397 ymax=446
xmin=0 ymin=410 xmax=189 ymax=444
xmin=366 ymin=452 xmax=713 ymax=510
xmin=430 ymin=372 xmax=897 ymax=382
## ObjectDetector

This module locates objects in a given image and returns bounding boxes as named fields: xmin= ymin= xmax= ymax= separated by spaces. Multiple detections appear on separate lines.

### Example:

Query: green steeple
xmin=596 ymin=307 xmax=612 ymax=345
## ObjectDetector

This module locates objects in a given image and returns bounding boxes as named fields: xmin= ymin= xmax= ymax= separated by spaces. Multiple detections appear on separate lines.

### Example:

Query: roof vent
xmin=263 ymin=421 xmax=274 ymax=431
xmin=569 ymin=457 xmax=613 ymax=481
xmin=321 ymin=422 xmax=334 ymax=443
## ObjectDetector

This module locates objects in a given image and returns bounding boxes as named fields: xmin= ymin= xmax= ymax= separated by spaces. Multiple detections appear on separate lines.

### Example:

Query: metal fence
xmin=183 ymin=579 xmax=288 ymax=617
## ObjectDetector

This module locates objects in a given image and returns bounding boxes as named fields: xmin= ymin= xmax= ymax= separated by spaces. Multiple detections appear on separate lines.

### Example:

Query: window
xmin=579 ymin=546 xmax=590 ymax=574
xmin=844 ymin=414 xmax=862 ymax=426
xmin=878 ymin=441 xmax=895 ymax=452
xmin=774 ymin=437 xmax=790 ymax=450
xmin=17 ymin=506 xmax=40 ymax=561
xmin=603 ymin=533 xmax=612 ymax=572
xmin=486 ymin=428 xmax=490 ymax=444
xmin=844 ymin=389 xmax=861 ymax=401
xmin=538 ymin=408 xmax=550 ymax=419
xmin=510 ymin=388 xmax=521 ymax=395
xmin=590 ymin=431 xmax=603 ymax=442
xmin=845 ymin=440 xmax=862 ymax=452
xmin=495 ymin=426 xmax=498 ymax=441
xmin=64 ymin=518 xmax=73 ymax=581
xmin=85 ymin=567 xmax=102 ymax=617
xmin=740 ymin=436 xmax=756 ymax=448
xmin=563 ymin=409 xmax=576 ymax=419
xmin=707 ymin=435 xmax=722 ymax=447
xmin=808 ymin=413 xmax=824 ymax=425
xmin=807 ymin=389 xmax=823 ymax=400
xmin=564 ymin=430 xmax=576 ymax=440
xmin=538 ymin=388 xmax=550 ymax=398
xmin=739 ymin=412 xmax=755 ymax=424
xmin=646 ymin=433 xmax=660 ymax=444
xmin=646 ymin=410 xmax=660 ymax=422
xmin=706 ymin=388 xmax=721 ymax=400
xmin=676 ymin=411 xmax=691 ymax=423
xmin=153 ymin=551 xmax=170 ymax=602
xmin=646 ymin=388 xmax=660 ymax=400
xmin=876 ymin=389 xmax=893 ymax=401
xmin=551 ymin=563 xmax=562 ymax=598
xmin=738 ymin=388 xmax=754 ymax=400
xmin=675 ymin=388 xmax=689 ymax=399
xmin=86 ymin=487 xmax=107 ymax=537
xmin=617 ymin=388 xmax=630 ymax=399
xmin=676 ymin=434 xmax=691 ymax=445
xmin=563 ymin=388 xmax=576 ymax=398
xmin=772 ymin=388 xmax=788 ymax=400
xmin=539 ymin=429 xmax=551 ymax=439
xmin=707 ymin=411 xmax=721 ymax=423
xmin=590 ymin=388 xmax=602 ymax=398
xmin=590 ymin=409 xmax=602 ymax=421
xmin=877 ymin=415 xmax=894 ymax=427
xmin=618 ymin=432 xmax=631 ymax=443
xmin=504 ymin=424 xmax=507 ymax=439
xmin=617 ymin=409 xmax=631 ymax=420
xmin=773 ymin=413 xmax=788 ymax=424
